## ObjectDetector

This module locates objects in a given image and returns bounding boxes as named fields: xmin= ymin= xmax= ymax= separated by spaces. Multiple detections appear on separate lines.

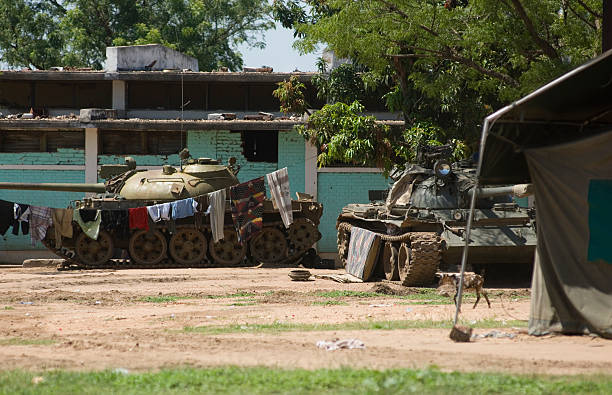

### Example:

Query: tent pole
xmin=453 ymin=118 xmax=492 ymax=326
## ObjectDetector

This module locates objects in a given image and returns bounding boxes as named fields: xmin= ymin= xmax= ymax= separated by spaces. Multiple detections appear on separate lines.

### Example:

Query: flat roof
xmin=0 ymin=118 xmax=405 ymax=132
xmin=0 ymin=70 xmax=316 ymax=83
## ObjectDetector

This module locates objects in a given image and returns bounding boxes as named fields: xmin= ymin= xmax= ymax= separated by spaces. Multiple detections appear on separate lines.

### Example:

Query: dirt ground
xmin=0 ymin=265 xmax=610 ymax=376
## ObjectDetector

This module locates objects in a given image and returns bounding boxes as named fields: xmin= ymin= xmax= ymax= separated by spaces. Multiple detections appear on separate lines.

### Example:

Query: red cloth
xmin=129 ymin=207 xmax=149 ymax=231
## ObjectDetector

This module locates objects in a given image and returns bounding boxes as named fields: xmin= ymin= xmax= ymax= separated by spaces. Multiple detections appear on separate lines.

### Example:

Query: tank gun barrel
xmin=0 ymin=182 xmax=107 ymax=193
xmin=471 ymin=184 xmax=533 ymax=199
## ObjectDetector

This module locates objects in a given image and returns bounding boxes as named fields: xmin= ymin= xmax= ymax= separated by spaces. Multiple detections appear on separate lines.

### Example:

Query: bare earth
xmin=0 ymin=266 xmax=610 ymax=376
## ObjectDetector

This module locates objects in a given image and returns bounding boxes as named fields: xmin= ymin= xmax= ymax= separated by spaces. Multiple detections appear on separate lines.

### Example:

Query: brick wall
xmin=317 ymin=172 xmax=390 ymax=252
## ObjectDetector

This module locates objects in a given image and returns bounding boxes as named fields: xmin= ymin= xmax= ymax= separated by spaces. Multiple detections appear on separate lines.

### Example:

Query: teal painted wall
xmin=317 ymin=172 xmax=390 ymax=252
xmin=0 ymin=169 xmax=86 ymax=250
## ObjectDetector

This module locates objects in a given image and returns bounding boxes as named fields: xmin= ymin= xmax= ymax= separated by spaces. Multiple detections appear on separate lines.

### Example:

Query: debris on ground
xmin=450 ymin=325 xmax=473 ymax=342
xmin=314 ymin=273 xmax=362 ymax=283
xmin=316 ymin=338 xmax=365 ymax=351
xmin=472 ymin=330 xmax=517 ymax=340
xmin=288 ymin=270 xmax=312 ymax=281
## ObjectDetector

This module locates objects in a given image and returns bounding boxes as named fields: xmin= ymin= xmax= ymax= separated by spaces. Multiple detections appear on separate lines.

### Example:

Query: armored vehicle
xmin=0 ymin=150 xmax=322 ymax=269
xmin=336 ymin=145 xmax=536 ymax=286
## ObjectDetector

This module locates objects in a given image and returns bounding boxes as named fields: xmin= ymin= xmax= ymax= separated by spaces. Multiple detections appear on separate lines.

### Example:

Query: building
xmin=0 ymin=44 xmax=401 ymax=263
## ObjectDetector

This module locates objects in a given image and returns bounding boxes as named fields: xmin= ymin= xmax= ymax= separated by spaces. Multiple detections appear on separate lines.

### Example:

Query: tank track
xmin=336 ymin=222 xmax=441 ymax=286
xmin=45 ymin=211 xmax=322 ymax=271
xmin=401 ymin=232 xmax=442 ymax=286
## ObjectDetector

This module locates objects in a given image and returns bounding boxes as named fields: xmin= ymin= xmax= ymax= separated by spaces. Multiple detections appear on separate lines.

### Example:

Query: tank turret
xmin=0 ymin=151 xmax=323 ymax=270
xmin=336 ymin=144 xmax=536 ymax=286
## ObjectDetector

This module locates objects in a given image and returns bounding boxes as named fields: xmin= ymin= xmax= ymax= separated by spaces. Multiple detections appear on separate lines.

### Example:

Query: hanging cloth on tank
xmin=266 ymin=167 xmax=293 ymax=228
xmin=129 ymin=207 xmax=149 ymax=231
xmin=12 ymin=203 xmax=30 ymax=236
xmin=0 ymin=199 xmax=14 ymax=236
xmin=207 ymin=189 xmax=226 ymax=242
xmin=147 ymin=203 xmax=171 ymax=222
xmin=73 ymin=209 xmax=101 ymax=240
xmin=101 ymin=210 xmax=130 ymax=239
xmin=29 ymin=206 xmax=53 ymax=246
xmin=171 ymin=198 xmax=198 ymax=220
xmin=51 ymin=208 xmax=74 ymax=248
xmin=230 ymin=177 xmax=266 ymax=243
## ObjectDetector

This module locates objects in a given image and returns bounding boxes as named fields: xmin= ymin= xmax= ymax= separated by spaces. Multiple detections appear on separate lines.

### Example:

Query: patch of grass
xmin=315 ymin=289 xmax=450 ymax=304
xmin=140 ymin=295 xmax=192 ymax=303
xmin=0 ymin=367 xmax=610 ymax=394
xmin=3 ymin=306 xmax=14 ymax=310
xmin=312 ymin=300 xmax=349 ymax=306
xmin=205 ymin=292 xmax=256 ymax=299
xmin=0 ymin=338 xmax=55 ymax=346
xmin=184 ymin=318 xmax=526 ymax=335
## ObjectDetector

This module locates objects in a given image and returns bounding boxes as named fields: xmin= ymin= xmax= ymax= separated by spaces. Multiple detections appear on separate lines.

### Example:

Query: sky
xmin=236 ymin=26 xmax=320 ymax=72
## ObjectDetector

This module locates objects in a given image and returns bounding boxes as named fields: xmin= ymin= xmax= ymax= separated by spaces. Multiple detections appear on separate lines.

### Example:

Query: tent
xmin=472 ymin=50 xmax=612 ymax=338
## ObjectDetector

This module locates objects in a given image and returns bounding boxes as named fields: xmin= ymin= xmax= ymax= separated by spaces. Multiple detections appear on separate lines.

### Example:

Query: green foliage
xmin=274 ymin=0 xmax=603 ymax=144
xmin=299 ymin=101 xmax=397 ymax=174
xmin=2 ymin=367 xmax=612 ymax=395
xmin=0 ymin=0 xmax=273 ymax=71
xmin=0 ymin=337 xmax=55 ymax=346
xmin=272 ymin=75 xmax=308 ymax=115
xmin=311 ymin=63 xmax=366 ymax=104
xmin=396 ymin=122 xmax=468 ymax=165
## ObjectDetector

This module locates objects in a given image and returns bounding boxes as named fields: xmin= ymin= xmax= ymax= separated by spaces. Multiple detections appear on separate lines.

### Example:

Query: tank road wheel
xmin=129 ymin=230 xmax=168 ymax=265
xmin=75 ymin=230 xmax=114 ymax=266
xmin=169 ymin=228 xmax=208 ymax=266
xmin=288 ymin=218 xmax=319 ymax=253
xmin=397 ymin=233 xmax=441 ymax=286
xmin=209 ymin=228 xmax=247 ymax=266
xmin=382 ymin=242 xmax=400 ymax=281
xmin=336 ymin=222 xmax=351 ymax=268
xmin=249 ymin=227 xmax=288 ymax=263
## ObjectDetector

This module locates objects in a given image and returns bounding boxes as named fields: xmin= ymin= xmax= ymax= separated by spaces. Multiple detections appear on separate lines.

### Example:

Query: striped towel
xmin=345 ymin=227 xmax=378 ymax=280
xmin=266 ymin=168 xmax=293 ymax=228
xmin=230 ymin=177 xmax=266 ymax=242
xmin=29 ymin=206 xmax=53 ymax=245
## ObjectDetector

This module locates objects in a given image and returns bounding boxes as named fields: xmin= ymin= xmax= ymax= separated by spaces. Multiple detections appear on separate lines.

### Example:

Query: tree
xmin=274 ymin=0 xmax=603 ymax=144
xmin=0 ymin=0 xmax=274 ymax=71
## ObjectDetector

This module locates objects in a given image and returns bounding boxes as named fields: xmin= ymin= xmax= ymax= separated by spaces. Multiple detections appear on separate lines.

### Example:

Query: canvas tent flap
xmin=479 ymin=49 xmax=612 ymax=185
xmin=526 ymin=131 xmax=612 ymax=338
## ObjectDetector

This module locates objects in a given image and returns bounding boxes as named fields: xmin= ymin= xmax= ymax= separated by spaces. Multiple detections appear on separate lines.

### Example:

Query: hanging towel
xmin=0 ymin=200 xmax=14 ymax=236
xmin=171 ymin=198 xmax=198 ymax=219
xmin=230 ymin=177 xmax=266 ymax=242
xmin=266 ymin=167 xmax=293 ymax=228
xmin=73 ymin=209 xmax=101 ymax=240
xmin=29 ymin=206 xmax=53 ymax=245
xmin=208 ymin=189 xmax=226 ymax=242
xmin=51 ymin=208 xmax=74 ymax=248
xmin=12 ymin=203 xmax=30 ymax=236
xmin=129 ymin=207 xmax=149 ymax=231
xmin=147 ymin=203 xmax=171 ymax=222
xmin=101 ymin=210 xmax=130 ymax=239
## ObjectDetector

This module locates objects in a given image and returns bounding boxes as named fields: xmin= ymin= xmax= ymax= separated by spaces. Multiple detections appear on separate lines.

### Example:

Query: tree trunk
xmin=603 ymin=0 xmax=612 ymax=52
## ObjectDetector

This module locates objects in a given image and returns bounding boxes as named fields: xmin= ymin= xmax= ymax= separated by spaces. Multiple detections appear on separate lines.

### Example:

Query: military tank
xmin=336 ymin=144 xmax=536 ymax=286
xmin=0 ymin=150 xmax=323 ymax=270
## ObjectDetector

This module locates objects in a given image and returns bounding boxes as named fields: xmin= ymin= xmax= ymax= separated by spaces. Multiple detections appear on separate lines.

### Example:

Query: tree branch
xmin=508 ymin=0 xmax=559 ymax=59
xmin=575 ymin=0 xmax=602 ymax=18
xmin=568 ymin=3 xmax=597 ymax=30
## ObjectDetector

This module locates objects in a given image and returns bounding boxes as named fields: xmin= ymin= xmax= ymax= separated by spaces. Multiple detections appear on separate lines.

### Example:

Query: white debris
xmin=316 ymin=338 xmax=365 ymax=351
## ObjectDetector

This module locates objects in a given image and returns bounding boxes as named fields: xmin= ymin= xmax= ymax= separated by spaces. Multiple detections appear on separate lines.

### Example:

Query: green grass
xmin=227 ymin=302 xmax=257 ymax=307
xmin=139 ymin=295 xmax=193 ymax=303
xmin=204 ymin=292 xmax=256 ymax=299
xmin=183 ymin=318 xmax=526 ymax=335
xmin=312 ymin=300 xmax=349 ymax=306
xmin=3 ymin=306 xmax=14 ymax=310
xmin=0 ymin=338 xmax=55 ymax=346
xmin=0 ymin=367 xmax=610 ymax=394
xmin=315 ymin=289 xmax=452 ymax=304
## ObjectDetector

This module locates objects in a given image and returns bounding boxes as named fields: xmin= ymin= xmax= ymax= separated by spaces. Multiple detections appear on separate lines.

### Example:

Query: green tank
xmin=0 ymin=151 xmax=323 ymax=269
xmin=336 ymin=145 xmax=536 ymax=286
